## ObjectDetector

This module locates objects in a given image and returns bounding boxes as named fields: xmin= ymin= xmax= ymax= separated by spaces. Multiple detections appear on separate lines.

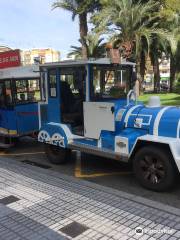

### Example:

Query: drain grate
xmin=22 ymin=160 xmax=51 ymax=169
xmin=0 ymin=195 xmax=20 ymax=205
xmin=59 ymin=221 xmax=89 ymax=238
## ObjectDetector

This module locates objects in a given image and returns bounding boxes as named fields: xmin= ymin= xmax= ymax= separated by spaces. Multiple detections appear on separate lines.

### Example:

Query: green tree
xmin=68 ymin=33 xmax=106 ymax=59
xmin=92 ymin=0 xmax=173 ymax=90
xmin=52 ymin=0 xmax=100 ymax=59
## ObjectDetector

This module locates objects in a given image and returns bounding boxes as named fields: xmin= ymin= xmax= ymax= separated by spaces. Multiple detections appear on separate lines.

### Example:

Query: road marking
xmin=0 ymin=152 xmax=45 ymax=156
xmin=74 ymin=155 xmax=132 ymax=178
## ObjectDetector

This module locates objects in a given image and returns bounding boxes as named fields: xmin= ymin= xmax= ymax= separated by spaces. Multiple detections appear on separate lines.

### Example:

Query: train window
xmin=28 ymin=79 xmax=41 ymax=101
xmin=91 ymin=66 xmax=131 ymax=100
xmin=0 ymin=83 xmax=5 ymax=107
xmin=5 ymin=80 xmax=13 ymax=105
xmin=15 ymin=79 xmax=41 ymax=104
xmin=49 ymin=70 xmax=57 ymax=97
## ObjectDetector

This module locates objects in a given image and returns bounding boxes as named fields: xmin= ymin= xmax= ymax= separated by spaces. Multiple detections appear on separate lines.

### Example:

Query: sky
xmin=0 ymin=0 xmax=80 ymax=59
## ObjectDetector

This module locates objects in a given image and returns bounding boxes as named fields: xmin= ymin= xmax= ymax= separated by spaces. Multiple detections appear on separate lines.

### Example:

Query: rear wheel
xmin=45 ymin=144 xmax=71 ymax=164
xmin=133 ymin=146 xmax=177 ymax=192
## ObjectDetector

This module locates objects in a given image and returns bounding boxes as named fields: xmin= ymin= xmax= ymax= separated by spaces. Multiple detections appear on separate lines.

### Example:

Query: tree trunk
xmin=136 ymin=58 xmax=142 ymax=94
xmin=79 ymin=13 xmax=88 ymax=60
xmin=170 ymin=53 xmax=176 ymax=93
xmin=152 ymin=54 xmax=160 ymax=93
xmin=140 ymin=51 xmax=146 ymax=85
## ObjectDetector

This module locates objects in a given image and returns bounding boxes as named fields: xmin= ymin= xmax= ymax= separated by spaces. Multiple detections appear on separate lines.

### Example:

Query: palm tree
xmin=52 ymin=0 xmax=100 ymax=59
xmin=68 ymin=33 xmax=106 ymax=59
xmin=93 ymin=0 xmax=176 ymax=91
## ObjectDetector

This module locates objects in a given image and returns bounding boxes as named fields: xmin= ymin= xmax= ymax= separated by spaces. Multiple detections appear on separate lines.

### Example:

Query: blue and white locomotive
xmin=38 ymin=58 xmax=180 ymax=191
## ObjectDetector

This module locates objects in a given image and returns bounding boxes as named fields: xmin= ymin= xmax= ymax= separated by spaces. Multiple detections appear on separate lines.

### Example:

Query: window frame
xmin=48 ymin=69 xmax=57 ymax=98
xmin=0 ymin=79 xmax=14 ymax=108
xmin=14 ymin=77 xmax=41 ymax=105
xmin=90 ymin=64 xmax=133 ymax=101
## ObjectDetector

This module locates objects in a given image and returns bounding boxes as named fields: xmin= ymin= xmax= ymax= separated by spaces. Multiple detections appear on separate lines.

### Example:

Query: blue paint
xmin=74 ymin=138 xmax=97 ymax=146
xmin=0 ymin=103 xmax=39 ymax=136
xmin=15 ymin=103 xmax=39 ymax=134
xmin=47 ymin=68 xmax=60 ymax=123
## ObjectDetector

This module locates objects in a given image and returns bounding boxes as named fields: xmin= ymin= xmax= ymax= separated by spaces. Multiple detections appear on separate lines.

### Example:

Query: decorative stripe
xmin=0 ymin=128 xmax=17 ymax=135
xmin=177 ymin=120 xmax=180 ymax=138
xmin=17 ymin=111 xmax=38 ymax=116
xmin=124 ymin=105 xmax=141 ymax=127
xmin=153 ymin=106 xmax=171 ymax=136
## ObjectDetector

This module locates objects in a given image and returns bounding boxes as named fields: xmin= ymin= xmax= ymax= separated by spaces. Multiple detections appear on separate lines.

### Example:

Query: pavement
xmin=2 ymin=138 xmax=180 ymax=210
xmin=0 ymin=157 xmax=180 ymax=239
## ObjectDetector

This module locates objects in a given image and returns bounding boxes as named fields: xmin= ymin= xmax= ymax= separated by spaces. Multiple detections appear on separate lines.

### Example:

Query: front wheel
xmin=133 ymin=146 xmax=177 ymax=192
xmin=45 ymin=144 xmax=71 ymax=164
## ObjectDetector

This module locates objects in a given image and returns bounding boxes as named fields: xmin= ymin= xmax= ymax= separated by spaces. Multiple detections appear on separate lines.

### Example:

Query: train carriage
xmin=0 ymin=65 xmax=42 ymax=147
xmin=38 ymin=58 xmax=180 ymax=191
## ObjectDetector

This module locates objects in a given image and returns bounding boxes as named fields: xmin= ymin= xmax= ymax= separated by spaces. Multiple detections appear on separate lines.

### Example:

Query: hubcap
xmin=139 ymin=155 xmax=165 ymax=184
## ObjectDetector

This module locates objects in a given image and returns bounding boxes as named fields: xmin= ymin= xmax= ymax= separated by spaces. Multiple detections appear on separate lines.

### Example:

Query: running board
xmin=68 ymin=142 xmax=128 ymax=162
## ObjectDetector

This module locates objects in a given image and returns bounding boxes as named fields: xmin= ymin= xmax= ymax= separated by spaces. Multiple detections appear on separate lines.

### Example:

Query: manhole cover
xmin=0 ymin=195 xmax=20 ymax=205
xmin=59 ymin=221 xmax=89 ymax=238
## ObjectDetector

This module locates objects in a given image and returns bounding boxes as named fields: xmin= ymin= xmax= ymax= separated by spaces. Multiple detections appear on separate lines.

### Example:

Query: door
xmin=84 ymin=102 xmax=115 ymax=139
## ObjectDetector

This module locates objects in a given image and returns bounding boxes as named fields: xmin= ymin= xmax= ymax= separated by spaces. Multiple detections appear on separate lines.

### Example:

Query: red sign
xmin=0 ymin=50 xmax=21 ymax=69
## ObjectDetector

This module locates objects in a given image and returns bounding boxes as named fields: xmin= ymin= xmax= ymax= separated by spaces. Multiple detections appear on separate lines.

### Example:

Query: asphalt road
xmin=1 ymin=137 xmax=180 ymax=209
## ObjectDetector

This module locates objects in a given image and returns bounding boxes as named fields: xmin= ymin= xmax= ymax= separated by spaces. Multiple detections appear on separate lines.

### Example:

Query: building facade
xmin=21 ymin=48 xmax=60 ymax=65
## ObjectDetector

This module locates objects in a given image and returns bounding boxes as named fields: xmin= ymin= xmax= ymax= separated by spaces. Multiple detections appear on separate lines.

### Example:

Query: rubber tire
xmin=45 ymin=144 xmax=71 ymax=165
xmin=133 ymin=146 xmax=177 ymax=192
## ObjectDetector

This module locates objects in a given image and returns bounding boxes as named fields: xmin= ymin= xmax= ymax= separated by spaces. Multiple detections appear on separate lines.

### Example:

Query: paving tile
xmin=0 ymin=157 xmax=179 ymax=240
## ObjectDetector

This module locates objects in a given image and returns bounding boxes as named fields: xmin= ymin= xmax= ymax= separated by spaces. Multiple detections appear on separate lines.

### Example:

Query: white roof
xmin=40 ymin=58 xmax=136 ymax=68
xmin=0 ymin=65 xmax=40 ymax=79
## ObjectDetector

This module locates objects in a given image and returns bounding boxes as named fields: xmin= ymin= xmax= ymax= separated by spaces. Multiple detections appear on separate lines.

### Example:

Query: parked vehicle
xmin=38 ymin=58 xmax=180 ymax=191
xmin=0 ymin=65 xmax=42 ymax=147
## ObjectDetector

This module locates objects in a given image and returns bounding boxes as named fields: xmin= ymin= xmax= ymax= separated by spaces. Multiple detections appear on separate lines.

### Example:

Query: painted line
xmin=153 ymin=106 xmax=172 ymax=136
xmin=74 ymin=155 xmax=132 ymax=178
xmin=0 ymin=152 xmax=45 ymax=156
xmin=177 ymin=119 xmax=180 ymax=138
xmin=75 ymin=172 xmax=132 ymax=178
xmin=124 ymin=105 xmax=141 ymax=127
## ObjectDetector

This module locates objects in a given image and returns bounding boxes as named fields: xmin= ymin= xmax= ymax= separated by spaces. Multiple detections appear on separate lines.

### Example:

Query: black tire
xmin=133 ymin=146 xmax=177 ymax=192
xmin=45 ymin=144 xmax=71 ymax=164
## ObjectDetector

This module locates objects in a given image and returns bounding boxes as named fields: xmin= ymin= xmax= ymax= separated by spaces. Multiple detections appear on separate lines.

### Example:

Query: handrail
xmin=127 ymin=89 xmax=136 ymax=105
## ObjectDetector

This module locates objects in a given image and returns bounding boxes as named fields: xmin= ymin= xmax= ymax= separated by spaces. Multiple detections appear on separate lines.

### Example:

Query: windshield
xmin=91 ymin=65 xmax=132 ymax=100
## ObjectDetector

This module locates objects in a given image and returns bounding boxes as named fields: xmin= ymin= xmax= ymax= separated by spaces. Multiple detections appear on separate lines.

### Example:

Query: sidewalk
xmin=0 ymin=158 xmax=179 ymax=240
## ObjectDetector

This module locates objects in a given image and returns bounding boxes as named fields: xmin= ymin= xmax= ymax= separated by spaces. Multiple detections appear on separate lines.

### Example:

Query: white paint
xmin=0 ymin=65 xmax=39 ymax=79
xmin=153 ymin=106 xmax=171 ymax=136
xmin=48 ymin=122 xmax=83 ymax=143
xmin=86 ymin=65 xmax=90 ymax=102
xmin=115 ymin=136 xmax=129 ymax=155
xmin=177 ymin=120 xmax=180 ymax=138
xmin=124 ymin=105 xmax=141 ymax=127
xmin=148 ymin=96 xmax=161 ymax=107
xmin=38 ymin=70 xmax=48 ymax=129
xmin=83 ymin=102 xmax=115 ymax=139
xmin=116 ymin=109 xmax=126 ymax=121
xmin=130 ymin=114 xmax=152 ymax=126
xmin=38 ymin=130 xmax=50 ymax=143
xmin=51 ymin=133 xmax=65 ymax=148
